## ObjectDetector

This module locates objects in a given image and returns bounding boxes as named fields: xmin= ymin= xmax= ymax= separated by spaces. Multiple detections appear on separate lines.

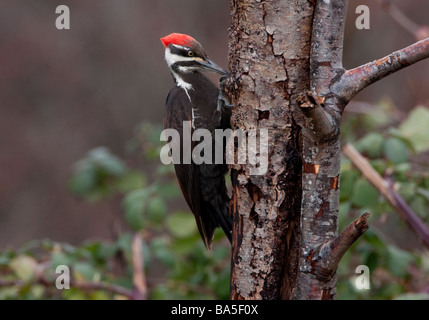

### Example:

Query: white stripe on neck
xmin=172 ymin=71 xmax=192 ymax=102
xmin=165 ymin=46 xmax=193 ymax=102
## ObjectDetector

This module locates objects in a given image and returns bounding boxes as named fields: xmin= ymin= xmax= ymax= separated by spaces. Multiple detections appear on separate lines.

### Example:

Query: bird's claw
xmin=217 ymin=93 xmax=235 ymax=110
xmin=217 ymin=75 xmax=235 ymax=111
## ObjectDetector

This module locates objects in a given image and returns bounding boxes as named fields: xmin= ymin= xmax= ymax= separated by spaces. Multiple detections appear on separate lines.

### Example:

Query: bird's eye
xmin=187 ymin=51 xmax=194 ymax=57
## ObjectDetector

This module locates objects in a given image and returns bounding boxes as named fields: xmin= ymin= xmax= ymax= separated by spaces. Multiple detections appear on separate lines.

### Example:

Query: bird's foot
xmin=217 ymin=93 xmax=235 ymax=110
xmin=217 ymin=76 xmax=235 ymax=111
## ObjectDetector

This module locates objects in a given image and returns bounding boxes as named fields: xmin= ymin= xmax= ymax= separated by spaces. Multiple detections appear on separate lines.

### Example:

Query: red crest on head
xmin=160 ymin=33 xmax=196 ymax=48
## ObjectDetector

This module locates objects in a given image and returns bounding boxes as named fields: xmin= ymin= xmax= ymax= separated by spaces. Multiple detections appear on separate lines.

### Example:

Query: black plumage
xmin=161 ymin=34 xmax=232 ymax=248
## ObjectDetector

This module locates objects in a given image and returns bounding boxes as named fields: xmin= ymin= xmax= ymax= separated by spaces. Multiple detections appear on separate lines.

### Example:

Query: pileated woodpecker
xmin=160 ymin=33 xmax=232 ymax=248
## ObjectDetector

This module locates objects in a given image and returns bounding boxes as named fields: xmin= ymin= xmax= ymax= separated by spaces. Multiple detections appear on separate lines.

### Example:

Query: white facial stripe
xmin=172 ymin=44 xmax=188 ymax=51
xmin=164 ymin=46 xmax=194 ymax=102
xmin=164 ymin=46 xmax=194 ymax=67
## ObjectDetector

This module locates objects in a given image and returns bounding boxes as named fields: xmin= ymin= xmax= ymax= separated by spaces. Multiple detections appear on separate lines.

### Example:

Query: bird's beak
xmin=198 ymin=59 xmax=229 ymax=76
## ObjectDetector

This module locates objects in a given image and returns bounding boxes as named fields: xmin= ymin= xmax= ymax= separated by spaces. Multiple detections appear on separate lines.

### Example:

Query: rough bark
xmin=226 ymin=0 xmax=429 ymax=300
xmin=291 ymin=0 xmax=348 ymax=300
xmin=227 ymin=0 xmax=312 ymax=300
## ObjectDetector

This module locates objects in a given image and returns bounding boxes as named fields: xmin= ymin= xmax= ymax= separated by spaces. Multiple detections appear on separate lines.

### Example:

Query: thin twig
xmin=342 ymin=143 xmax=429 ymax=247
xmin=131 ymin=232 xmax=147 ymax=300
xmin=375 ymin=0 xmax=419 ymax=36
xmin=70 ymin=280 xmax=134 ymax=298
xmin=375 ymin=0 xmax=429 ymax=41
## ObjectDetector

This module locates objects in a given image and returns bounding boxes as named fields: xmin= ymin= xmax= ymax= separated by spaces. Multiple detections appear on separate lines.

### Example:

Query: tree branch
xmin=131 ymin=232 xmax=147 ymax=300
xmin=333 ymin=38 xmax=429 ymax=103
xmin=291 ymin=0 xmax=350 ymax=300
xmin=70 ymin=280 xmax=135 ymax=298
xmin=314 ymin=212 xmax=370 ymax=282
xmin=299 ymin=0 xmax=348 ymax=139
xmin=343 ymin=143 xmax=429 ymax=247
xmin=310 ymin=0 xmax=348 ymax=95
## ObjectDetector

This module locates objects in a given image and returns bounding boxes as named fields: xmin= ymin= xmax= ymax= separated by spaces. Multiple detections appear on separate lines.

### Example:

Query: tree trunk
xmin=228 ymin=0 xmax=312 ymax=300
xmin=226 ymin=0 xmax=429 ymax=300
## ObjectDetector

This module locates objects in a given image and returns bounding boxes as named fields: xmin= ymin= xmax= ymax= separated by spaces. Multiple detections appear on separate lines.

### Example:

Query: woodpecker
xmin=160 ymin=33 xmax=232 ymax=248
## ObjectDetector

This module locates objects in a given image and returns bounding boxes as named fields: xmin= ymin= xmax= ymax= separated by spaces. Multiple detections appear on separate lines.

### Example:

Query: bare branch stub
xmin=313 ymin=212 xmax=370 ymax=282
xmin=296 ymin=91 xmax=339 ymax=141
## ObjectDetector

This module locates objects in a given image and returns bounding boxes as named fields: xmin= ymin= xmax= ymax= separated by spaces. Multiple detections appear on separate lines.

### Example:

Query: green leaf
xmin=350 ymin=178 xmax=378 ymax=208
xmin=151 ymin=238 xmax=175 ymax=268
xmin=156 ymin=163 xmax=175 ymax=176
xmin=211 ymin=270 xmax=230 ymax=299
xmin=146 ymin=197 xmax=167 ymax=224
xmin=398 ymin=182 xmax=416 ymax=202
xmin=68 ymin=166 xmax=97 ymax=196
xmin=116 ymin=171 xmax=146 ymax=193
xmin=398 ymin=106 xmax=429 ymax=153
xmin=338 ymin=202 xmax=351 ymax=230
xmin=30 ymin=285 xmax=45 ymax=299
xmin=166 ymin=211 xmax=197 ymax=238
xmin=171 ymin=235 xmax=202 ymax=255
xmin=383 ymin=137 xmax=409 ymax=164
xmin=387 ymin=245 xmax=415 ymax=277
xmin=62 ymin=288 xmax=88 ymax=300
xmin=409 ymin=195 xmax=427 ymax=218
xmin=355 ymin=132 xmax=384 ymax=158
xmin=0 ymin=252 xmax=11 ymax=266
xmin=122 ymin=188 xmax=154 ymax=230
xmin=124 ymin=202 xmax=145 ymax=230
xmin=417 ymin=187 xmax=429 ymax=202
xmin=212 ymin=246 xmax=229 ymax=263
xmin=73 ymin=262 xmax=96 ymax=281
xmin=157 ymin=182 xmax=182 ymax=199
xmin=51 ymin=251 xmax=73 ymax=268
xmin=340 ymin=170 xmax=360 ymax=202
xmin=88 ymin=147 xmax=126 ymax=176
xmin=10 ymin=255 xmax=38 ymax=282
xmin=69 ymin=147 xmax=129 ymax=200
xmin=122 ymin=188 xmax=153 ymax=208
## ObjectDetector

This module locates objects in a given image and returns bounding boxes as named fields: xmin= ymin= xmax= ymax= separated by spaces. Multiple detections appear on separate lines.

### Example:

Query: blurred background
xmin=0 ymin=0 xmax=428 ymax=300
xmin=0 ymin=0 xmax=231 ymax=247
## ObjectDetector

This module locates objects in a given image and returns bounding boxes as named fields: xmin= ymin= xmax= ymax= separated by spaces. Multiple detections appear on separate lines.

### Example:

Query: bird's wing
xmin=164 ymin=88 xmax=218 ymax=248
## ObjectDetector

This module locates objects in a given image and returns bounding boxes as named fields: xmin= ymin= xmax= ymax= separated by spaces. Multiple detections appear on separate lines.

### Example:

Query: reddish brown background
xmin=0 ymin=0 xmax=428 ymax=248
